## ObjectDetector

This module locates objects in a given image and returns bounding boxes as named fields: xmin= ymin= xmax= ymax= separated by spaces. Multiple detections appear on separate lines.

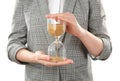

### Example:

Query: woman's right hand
xmin=34 ymin=51 xmax=73 ymax=67
xmin=16 ymin=49 xmax=73 ymax=67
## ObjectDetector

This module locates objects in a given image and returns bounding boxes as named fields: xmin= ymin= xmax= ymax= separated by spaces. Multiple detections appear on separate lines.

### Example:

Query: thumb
xmin=35 ymin=51 xmax=50 ymax=61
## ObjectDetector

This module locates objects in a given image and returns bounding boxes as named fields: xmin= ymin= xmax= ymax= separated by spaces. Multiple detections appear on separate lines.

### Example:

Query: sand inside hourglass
xmin=48 ymin=23 xmax=65 ymax=62
xmin=50 ymin=56 xmax=64 ymax=62
xmin=48 ymin=24 xmax=65 ymax=37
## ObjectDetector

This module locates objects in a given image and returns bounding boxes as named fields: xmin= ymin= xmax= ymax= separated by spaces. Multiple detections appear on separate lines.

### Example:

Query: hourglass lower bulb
xmin=47 ymin=18 xmax=66 ymax=62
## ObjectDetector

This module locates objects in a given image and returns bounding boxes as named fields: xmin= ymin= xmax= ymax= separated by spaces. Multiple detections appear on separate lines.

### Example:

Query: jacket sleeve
xmin=88 ymin=0 xmax=112 ymax=60
xmin=7 ymin=0 xmax=27 ymax=64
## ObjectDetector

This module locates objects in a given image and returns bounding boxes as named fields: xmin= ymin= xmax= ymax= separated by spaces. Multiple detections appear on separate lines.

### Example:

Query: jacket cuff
xmin=90 ymin=38 xmax=112 ymax=60
xmin=8 ymin=44 xmax=28 ymax=64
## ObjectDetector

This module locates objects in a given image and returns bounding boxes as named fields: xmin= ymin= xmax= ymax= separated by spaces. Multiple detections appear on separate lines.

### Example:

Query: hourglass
xmin=47 ymin=18 xmax=66 ymax=63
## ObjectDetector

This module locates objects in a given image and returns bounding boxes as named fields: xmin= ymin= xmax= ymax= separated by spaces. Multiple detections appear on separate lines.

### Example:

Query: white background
xmin=0 ymin=0 xmax=120 ymax=81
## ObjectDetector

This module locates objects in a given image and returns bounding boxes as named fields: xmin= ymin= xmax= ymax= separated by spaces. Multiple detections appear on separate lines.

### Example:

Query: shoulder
xmin=16 ymin=0 xmax=34 ymax=9
xmin=88 ymin=0 xmax=101 ymax=3
xmin=16 ymin=0 xmax=34 ymax=5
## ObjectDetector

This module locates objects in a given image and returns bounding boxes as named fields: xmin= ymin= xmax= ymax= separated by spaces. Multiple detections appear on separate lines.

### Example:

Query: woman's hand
xmin=46 ymin=12 xmax=83 ymax=37
xmin=16 ymin=49 xmax=73 ymax=67
xmin=46 ymin=12 xmax=103 ymax=57
xmin=34 ymin=51 xmax=73 ymax=67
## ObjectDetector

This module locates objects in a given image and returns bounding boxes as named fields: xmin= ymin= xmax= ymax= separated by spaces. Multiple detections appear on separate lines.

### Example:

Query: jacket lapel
xmin=60 ymin=0 xmax=77 ymax=42
xmin=63 ymin=0 xmax=76 ymax=13
xmin=36 ymin=0 xmax=77 ymax=44
xmin=37 ymin=0 xmax=52 ymax=44
xmin=60 ymin=0 xmax=77 ymax=41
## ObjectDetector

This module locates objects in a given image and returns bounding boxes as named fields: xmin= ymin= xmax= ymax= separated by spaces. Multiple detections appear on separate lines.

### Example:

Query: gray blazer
xmin=7 ymin=0 xmax=112 ymax=81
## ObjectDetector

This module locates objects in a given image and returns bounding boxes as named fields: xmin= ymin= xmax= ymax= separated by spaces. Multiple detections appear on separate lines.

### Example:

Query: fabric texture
xmin=7 ymin=0 xmax=112 ymax=81
xmin=48 ymin=0 xmax=65 ymax=13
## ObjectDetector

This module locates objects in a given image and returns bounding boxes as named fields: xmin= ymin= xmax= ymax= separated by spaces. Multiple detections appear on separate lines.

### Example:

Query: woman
xmin=7 ymin=0 xmax=112 ymax=81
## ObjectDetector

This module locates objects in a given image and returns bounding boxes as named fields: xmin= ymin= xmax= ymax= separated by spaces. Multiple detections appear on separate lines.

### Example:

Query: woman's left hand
xmin=46 ymin=12 xmax=83 ymax=37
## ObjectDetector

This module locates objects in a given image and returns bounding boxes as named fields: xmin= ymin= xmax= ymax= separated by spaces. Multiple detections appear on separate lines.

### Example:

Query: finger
xmin=37 ymin=60 xmax=59 ymax=67
xmin=51 ymin=59 xmax=73 ymax=66
xmin=46 ymin=12 xmax=72 ymax=19
xmin=36 ymin=60 xmax=51 ymax=67
xmin=46 ymin=13 xmax=71 ymax=23
xmin=57 ymin=16 xmax=69 ymax=23
xmin=46 ymin=13 xmax=63 ymax=19
xmin=37 ymin=59 xmax=73 ymax=67
xmin=48 ymin=59 xmax=73 ymax=67
xmin=35 ymin=51 xmax=50 ymax=61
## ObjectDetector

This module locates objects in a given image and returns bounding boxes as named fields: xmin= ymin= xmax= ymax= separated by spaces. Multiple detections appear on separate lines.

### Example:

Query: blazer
xmin=7 ymin=0 xmax=112 ymax=81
